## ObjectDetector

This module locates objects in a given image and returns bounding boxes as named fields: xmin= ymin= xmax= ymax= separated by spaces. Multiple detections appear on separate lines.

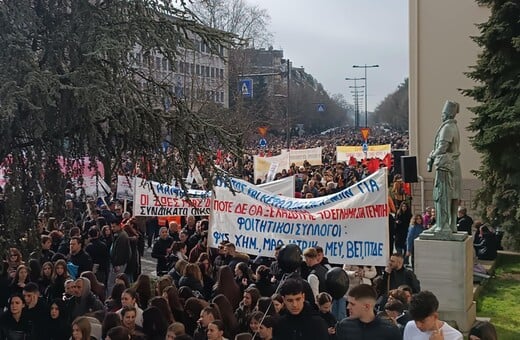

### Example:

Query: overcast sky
xmin=248 ymin=0 xmax=409 ymax=111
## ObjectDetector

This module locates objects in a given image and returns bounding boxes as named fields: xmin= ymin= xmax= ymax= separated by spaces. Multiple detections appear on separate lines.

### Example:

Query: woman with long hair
xmin=234 ymin=262 xmax=253 ymax=295
xmin=212 ymin=266 xmax=241 ymax=310
xmin=9 ymin=265 xmax=30 ymax=296
xmin=71 ymin=316 xmax=93 ymax=340
xmin=155 ymin=275 xmax=173 ymax=296
xmin=48 ymin=259 xmax=69 ymax=301
xmin=132 ymin=274 xmax=152 ymax=310
xmin=81 ymin=271 xmax=106 ymax=302
xmin=105 ymin=282 xmax=125 ymax=312
xmin=102 ymin=312 xmax=122 ymax=339
xmin=142 ymin=306 xmax=169 ymax=340
xmin=179 ymin=263 xmax=205 ymax=297
xmin=48 ymin=299 xmax=71 ymax=340
xmin=183 ymin=297 xmax=209 ymax=336
xmin=211 ymin=294 xmax=239 ymax=339
xmin=234 ymin=287 xmax=260 ymax=333
xmin=394 ymin=201 xmax=412 ymax=256
xmin=27 ymin=259 xmax=41 ymax=284
xmin=39 ymin=261 xmax=54 ymax=298
xmin=163 ymin=285 xmax=186 ymax=325
xmin=406 ymin=214 xmax=426 ymax=269
xmin=149 ymin=296 xmax=175 ymax=325
xmin=6 ymin=248 xmax=24 ymax=279
xmin=117 ymin=288 xmax=144 ymax=327
xmin=120 ymin=305 xmax=145 ymax=339
xmin=0 ymin=293 xmax=29 ymax=339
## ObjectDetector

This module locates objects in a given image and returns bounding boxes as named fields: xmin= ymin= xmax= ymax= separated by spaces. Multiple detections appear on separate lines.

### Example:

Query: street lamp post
xmin=345 ymin=77 xmax=365 ymax=128
xmin=352 ymin=64 xmax=379 ymax=128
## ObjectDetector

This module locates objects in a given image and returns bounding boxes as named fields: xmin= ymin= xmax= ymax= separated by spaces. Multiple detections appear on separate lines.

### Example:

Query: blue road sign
xmin=239 ymin=79 xmax=253 ymax=98
xmin=362 ymin=142 xmax=368 ymax=153
xmin=317 ymin=103 xmax=326 ymax=112
xmin=259 ymin=138 xmax=268 ymax=148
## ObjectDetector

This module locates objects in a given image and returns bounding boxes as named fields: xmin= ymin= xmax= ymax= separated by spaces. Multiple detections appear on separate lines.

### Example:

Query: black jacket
xmin=379 ymin=267 xmax=420 ymax=296
xmin=68 ymin=250 xmax=93 ymax=276
xmin=110 ymin=230 xmax=131 ymax=266
xmin=85 ymin=238 xmax=110 ymax=273
xmin=24 ymin=298 xmax=51 ymax=340
xmin=273 ymin=302 xmax=329 ymax=340
xmin=0 ymin=310 xmax=30 ymax=340
xmin=151 ymin=236 xmax=173 ymax=274
xmin=336 ymin=316 xmax=402 ymax=340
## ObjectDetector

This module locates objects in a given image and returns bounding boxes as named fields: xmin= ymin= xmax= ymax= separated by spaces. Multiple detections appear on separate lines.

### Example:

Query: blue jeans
xmin=332 ymin=297 xmax=346 ymax=321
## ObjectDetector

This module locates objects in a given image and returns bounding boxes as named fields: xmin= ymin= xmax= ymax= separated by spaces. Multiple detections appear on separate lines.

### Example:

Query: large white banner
xmin=253 ymin=153 xmax=291 ymax=184
xmin=282 ymin=147 xmax=323 ymax=166
xmin=253 ymin=147 xmax=322 ymax=183
xmin=336 ymin=144 xmax=391 ymax=162
xmin=133 ymin=176 xmax=295 ymax=217
xmin=209 ymin=169 xmax=389 ymax=266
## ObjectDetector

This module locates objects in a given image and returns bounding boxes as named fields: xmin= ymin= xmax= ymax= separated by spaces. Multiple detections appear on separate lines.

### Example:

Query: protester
xmin=336 ymin=284 xmax=401 ymax=340
xmin=404 ymin=291 xmax=463 ymax=340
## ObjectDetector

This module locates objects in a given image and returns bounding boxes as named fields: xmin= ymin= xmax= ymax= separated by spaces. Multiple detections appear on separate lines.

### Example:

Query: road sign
xmin=259 ymin=138 xmax=268 ymax=148
xmin=317 ymin=103 xmax=326 ymax=112
xmin=362 ymin=142 xmax=368 ymax=153
xmin=360 ymin=127 xmax=370 ymax=140
xmin=239 ymin=79 xmax=253 ymax=98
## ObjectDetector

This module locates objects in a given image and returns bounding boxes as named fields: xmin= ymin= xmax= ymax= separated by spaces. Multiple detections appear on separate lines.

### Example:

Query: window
xmin=220 ymin=45 xmax=225 ymax=55
xmin=220 ymin=69 xmax=224 ymax=79
xmin=205 ymin=66 xmax=210 ymax=77
xmin=220 ymin=91 xmax=224 ymax=103
xmin=162 ymin=58 xmax=168 ymax=72
xmin=196 ymin=64 xmax=200 ymax=75
xmin=156 ymin=57 xmax=161 ymax=70
xmin=210 ymin=67 xmax=215 ymax=78
xmin=190 ymin=63 xmax=195 ymax=74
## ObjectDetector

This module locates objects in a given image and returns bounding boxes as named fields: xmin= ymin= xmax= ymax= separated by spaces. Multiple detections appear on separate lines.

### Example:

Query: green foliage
xmin=373 ymin=78 xmax=409 ymax=131
xmin=463 ymin=0 xmax=520 ymax=249
xmin=0 ymin=0 xmax=242 ymax=251
xmin=477 ymin=254 xmax=520 ymax=339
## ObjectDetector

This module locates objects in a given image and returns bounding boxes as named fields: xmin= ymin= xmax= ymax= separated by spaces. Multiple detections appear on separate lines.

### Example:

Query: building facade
xmin=409 ymin=0 xmax=489 ymax=215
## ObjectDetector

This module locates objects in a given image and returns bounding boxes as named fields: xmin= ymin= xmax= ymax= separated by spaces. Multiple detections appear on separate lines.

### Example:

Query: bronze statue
xmin=423 ymin=100 xmax=467 ymax=241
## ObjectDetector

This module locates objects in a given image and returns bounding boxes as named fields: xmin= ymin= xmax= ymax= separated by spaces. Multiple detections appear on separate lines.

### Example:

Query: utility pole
xmin=285 ymin=58 xmax=291 ymax=150
xmin=352 ymin=64 xmax=379 ymax=127
xmin=345 ymin=77 xmax=365 ymax=128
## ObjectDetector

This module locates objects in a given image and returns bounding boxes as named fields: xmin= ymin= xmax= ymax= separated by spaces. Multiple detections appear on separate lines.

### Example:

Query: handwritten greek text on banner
xmin=133 ymin=176 xmax=295 ymax=217
xmin=209 ymin=169 xmax=389 ymax=266
xmin=336 ymin=144 xmax=391 ymax=162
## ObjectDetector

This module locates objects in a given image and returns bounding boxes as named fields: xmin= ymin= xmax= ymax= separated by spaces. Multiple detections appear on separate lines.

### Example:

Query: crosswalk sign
xmin=317 ymin=103 xmax=326 ymax=112
xmin=239 ymin=79 xmax=253 ymax=98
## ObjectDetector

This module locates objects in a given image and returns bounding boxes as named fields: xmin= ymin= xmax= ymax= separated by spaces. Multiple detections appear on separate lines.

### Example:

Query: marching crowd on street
xmin=0 ymin=126 xmax=498 ymax=340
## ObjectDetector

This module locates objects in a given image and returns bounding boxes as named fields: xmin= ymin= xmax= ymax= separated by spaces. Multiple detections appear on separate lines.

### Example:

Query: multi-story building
xmin=129 ymin=37 xmax=229 ymax=110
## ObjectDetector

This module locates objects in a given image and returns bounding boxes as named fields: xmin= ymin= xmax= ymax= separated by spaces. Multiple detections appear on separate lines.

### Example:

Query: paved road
xmin=140 ymin=247 xmax=158 ymax=278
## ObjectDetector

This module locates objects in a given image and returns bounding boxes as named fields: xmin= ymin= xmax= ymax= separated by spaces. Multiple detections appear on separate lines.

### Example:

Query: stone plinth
xmin=414 ymin=237 xmax=475 ymax=332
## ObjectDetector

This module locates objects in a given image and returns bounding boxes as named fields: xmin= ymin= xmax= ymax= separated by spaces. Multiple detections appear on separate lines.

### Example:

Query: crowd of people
xmin=0 ymin=125 xmax=499 ymax=340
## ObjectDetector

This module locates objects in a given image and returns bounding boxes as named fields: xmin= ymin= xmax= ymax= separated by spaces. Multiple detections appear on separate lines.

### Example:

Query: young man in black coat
xmin=273 ymin=278 xmax=329 ymax=340
xmin=336 ymin=284 xmax=402 ymax=340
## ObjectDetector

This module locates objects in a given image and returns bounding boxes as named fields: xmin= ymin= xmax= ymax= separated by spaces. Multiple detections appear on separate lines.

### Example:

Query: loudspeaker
xmin=392 ymin=150 xmax=406 ymax=174
xmin=401 ymin=156 xmax=418 ymax=183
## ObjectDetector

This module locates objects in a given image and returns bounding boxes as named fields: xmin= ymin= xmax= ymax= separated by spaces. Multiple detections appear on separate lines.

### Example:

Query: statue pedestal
xmin=414 ymin=237 xmax=475 ymax=332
